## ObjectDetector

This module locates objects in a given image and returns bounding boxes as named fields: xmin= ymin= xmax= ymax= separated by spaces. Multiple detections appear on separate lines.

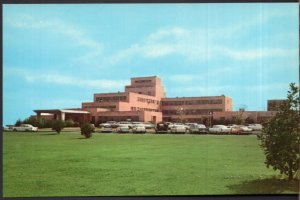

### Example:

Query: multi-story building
xmin=35 ymin=76 xmax=164 ymax=124
xmin=213 ymin=110 xmax=278 ymax=124
xmin=34 ymin=75 xmax=277 ymax=125
xmin=267 ymin=99 xmax=286 ymax=111
xmin=161 ymin=96 xmax=232 ymax=123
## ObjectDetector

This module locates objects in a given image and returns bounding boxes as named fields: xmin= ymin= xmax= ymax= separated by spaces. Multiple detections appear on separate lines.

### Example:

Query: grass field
xmin=3 ymin=131 xmax=299 ymax=197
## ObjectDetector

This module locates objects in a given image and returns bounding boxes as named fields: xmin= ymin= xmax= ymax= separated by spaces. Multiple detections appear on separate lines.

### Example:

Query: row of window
xmin=162 ymin=109 xmax=223 ymax=115
xmin=131 ymin=107 xmax=159 ymax=112
xmin=162 ymin=99 xmax=223 ymax=106
xmin=83 ymin=105 xmax=116 ymax=110
xmin=137 ymin=97 xmax=160 ymax=105
xmin=95 ymin=96 xmax=127 ymax=102
xmin=134 ymin=80 xmax=152 ymax=83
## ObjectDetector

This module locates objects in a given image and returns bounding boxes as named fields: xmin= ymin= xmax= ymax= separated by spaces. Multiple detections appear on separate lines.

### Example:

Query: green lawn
xmin=3 ymin=131 xmax=299 ymax=197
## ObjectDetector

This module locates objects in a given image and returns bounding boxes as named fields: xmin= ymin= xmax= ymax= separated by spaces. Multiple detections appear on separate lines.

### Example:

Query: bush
xmin=80 ymin=123 xmax=95 ymax=138
xmin=44 ymin=119 xmax=54 ymax=128
xmin=65 ymin=119 xmax=75 ymax=127
xmin=74 ymin=121 xmax=80 ymax=127
xmin=52 ymin=120 xmax=65 ymax=134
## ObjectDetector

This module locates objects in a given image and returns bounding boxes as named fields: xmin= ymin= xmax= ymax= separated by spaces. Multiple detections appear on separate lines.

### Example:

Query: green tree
xmin=15 ymin=119 xmax=23 ymax=126
xmin=80 ymin=123 xmax=95 ymax=139
xmin=258 ymin=83 xmax=300 ymax=180
xmin=52 ymin=120 xmax=65 ymax=134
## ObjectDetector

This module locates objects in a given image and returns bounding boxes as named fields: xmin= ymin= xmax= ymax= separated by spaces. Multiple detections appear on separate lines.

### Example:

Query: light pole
xmin=177 ymin=107 xmax=185 ymax=123
xmin=208 ymin=111 xmax=213 ymax=127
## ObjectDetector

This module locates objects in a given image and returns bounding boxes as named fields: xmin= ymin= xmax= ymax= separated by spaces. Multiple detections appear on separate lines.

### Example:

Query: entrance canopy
xmin=34 ymin=109 xmax=90 ymax=122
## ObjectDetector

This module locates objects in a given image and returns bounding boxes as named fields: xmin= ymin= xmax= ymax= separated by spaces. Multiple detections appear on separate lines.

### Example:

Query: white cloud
xmin=168 ymin=74 xmax=199 ymax=82
xmin=214 ymin=47 xmax=298 ymax=60
xmin=107 ymin=23 xmax=296 ymax=65
xmin=5 ymin=14 xmax=103 ymax=65
xmin=172 ymin=82 xmax=289 ymax=97
xmin=5 ymin=67 xmax=129 ymax=90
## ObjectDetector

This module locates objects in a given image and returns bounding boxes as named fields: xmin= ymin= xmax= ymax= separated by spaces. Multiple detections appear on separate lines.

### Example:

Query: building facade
xmin=34 ymin=76 xmax=278 ymax=125
xmin=267 ymin=99 xmax=286 ymax=111
xmin=161 ymin=96 xmax=232 ymax=123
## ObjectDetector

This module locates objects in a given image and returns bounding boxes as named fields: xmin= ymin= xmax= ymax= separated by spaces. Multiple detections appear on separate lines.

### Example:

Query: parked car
xmin=118 ymin=121 xmax=133 ymax=129
xmin=230 ymin=125 xmax=252 ymax=135
xmin=170 ymin=125 xmax=187 ymax=134
xmin=188 ymin=124 xmax=201 ymax=134
xmin=3 ymin=125 xmax=13 ymax=132
xmin=197 ymin=124 xmax=208 ymax=133
xmin=230 ymin=126 xmax=241 ymax=135
xmin=132 ymin=124 xmax=146 ymax=133
xmin=106 ymin=121 xmax=119 ymax=128
xmin=248 ymin=124 xmax=263 ymax=131
xmin=235 ymin=125 xmax=252 ymax=134
xmin=172 ymin=123 xmax=189 ymax=131
xmin=185 ymin=123 xmax=198 ymax=131
xmin=143 ymin=122 xmax=155 ymax=129
xmin=13 ymin=124 xmax=38 ymax=132
xmin=155 ymin=122 xmax=169 ymax=133
xmin=116 ymin=124 xmax=130 ymax=133
xmin=227 ymin=124 xmax=237 ymax=129
xmin=208 ymin=125 xmax=231 ymax=134
xmin=101 ymin=124 xmax=113 ymax=133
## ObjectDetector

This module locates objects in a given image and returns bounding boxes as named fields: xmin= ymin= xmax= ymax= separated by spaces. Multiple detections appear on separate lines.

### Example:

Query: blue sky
xmin=3 ymin=3 xmax=299 ymax=125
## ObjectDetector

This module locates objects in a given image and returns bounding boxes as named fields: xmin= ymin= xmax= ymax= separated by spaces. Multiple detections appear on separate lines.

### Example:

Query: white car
xmin=3 ymin=125 xmax=13 ymax=131
xmin=118 ymin=121 xmax=133 ymax=128
xmin=116 ymin=124 xmax=130 ymax=133
xmin=209 ymin=125 xmax=231 ymax=134
xmin=170 ymin=125 xmax=187 ymax=134
xmin=132 ymin=124 xmax=146 ymax=133
xmin=101 ymin=124 xmax=112 ymax=133
xmin=13 ymin=124 xmax=38 ymax=132
xmin=173 ymin=123 xmax=189 ymax=131
xmin=142 ymin=122 xmax=155 ymax=129
xmin=248 ymin=124 xmax=263 ymax=131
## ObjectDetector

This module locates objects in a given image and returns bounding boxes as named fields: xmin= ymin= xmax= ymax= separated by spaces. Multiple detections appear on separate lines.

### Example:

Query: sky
xmin=3 ymin=3 xmax=299 ymax=125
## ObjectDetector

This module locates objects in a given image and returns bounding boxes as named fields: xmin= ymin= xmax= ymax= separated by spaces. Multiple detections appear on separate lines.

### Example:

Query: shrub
xmin=74 ymin=121 xmax=80 ymax=127
xmin=44 ymin=119 xmax=54 ymax=128
xmin=52 ymin=120 xmax=65 ymax=134
xmin=65 ymin=119 xmax=75 ymax=127
xmin=80 ymin=123 xmax=95 ymax=138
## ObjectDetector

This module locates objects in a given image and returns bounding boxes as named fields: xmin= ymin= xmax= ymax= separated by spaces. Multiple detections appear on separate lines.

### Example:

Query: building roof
xmin=34 ymin=109 xmax=90 ymax=114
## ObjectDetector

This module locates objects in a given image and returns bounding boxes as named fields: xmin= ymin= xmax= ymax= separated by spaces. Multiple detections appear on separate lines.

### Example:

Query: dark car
xmin=155 ymin=122 xmax=169 ymax=133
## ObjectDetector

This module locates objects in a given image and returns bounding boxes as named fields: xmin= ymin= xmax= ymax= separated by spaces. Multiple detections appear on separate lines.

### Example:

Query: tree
xmin=257 ymin=83 xmax=300 ymax=180
xmin=15 ymin=119 xmax=23 ymax=126
xmin=80 ymin=123 xmax=95 ymax=138
xmin=52 ymin=120 xmax=65 ymax=134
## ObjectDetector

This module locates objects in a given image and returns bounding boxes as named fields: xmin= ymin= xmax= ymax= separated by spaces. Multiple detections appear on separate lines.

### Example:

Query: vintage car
xmin=208 ymin=125 xmax=231 ymax=134
xmin=132 ymin=124 xmax=146 ymax=133
xmin=116 ymin=124 xmax=130 ymax=133
xmin=101 ymin=124 xmax=113 ymax=133
xmin=169 ymin=124 xmax=187 ymax=134
xmin=13 ymin=124 xmax=38 ymax=132
xmin=155 ymin=122 xmax=169 ymax=133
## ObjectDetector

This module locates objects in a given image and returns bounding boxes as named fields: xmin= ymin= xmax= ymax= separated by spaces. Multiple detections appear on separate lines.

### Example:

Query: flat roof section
xmin=34 ymin=109 xmax=90 ymax=114
xmin=162 ymin=95 xmax=230 ymax=100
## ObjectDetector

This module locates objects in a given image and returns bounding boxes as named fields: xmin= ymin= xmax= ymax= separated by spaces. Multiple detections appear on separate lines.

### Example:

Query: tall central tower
xmin=125 ymin=76 xmax=166 ymax=99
